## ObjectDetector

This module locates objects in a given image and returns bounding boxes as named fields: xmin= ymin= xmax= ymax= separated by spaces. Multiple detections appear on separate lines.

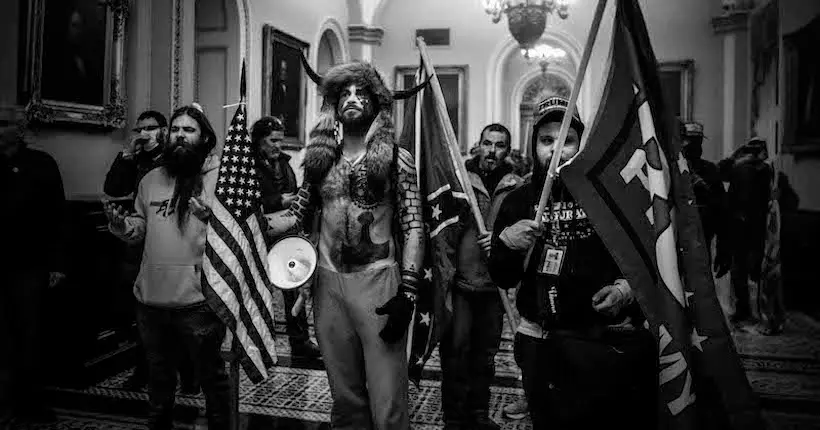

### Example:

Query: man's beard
xmin=338 ymin=107 xmax=376 ymax=134
xmin=163 ymin=138 xmax=208 ymax=230
xmin=479 ymin=153 xmax=498 ymax=173
xmin=163 ymin=138 xmax=208 ymax=179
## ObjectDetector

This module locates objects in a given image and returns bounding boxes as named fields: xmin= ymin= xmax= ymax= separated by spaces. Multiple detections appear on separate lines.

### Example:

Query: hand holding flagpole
xmin=523 ymin=0 xmax=608 ymax=270
xmin=416 ymin=37 xmax=519 ymax=330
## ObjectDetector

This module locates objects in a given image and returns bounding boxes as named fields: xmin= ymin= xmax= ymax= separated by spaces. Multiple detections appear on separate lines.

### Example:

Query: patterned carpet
xmin=44 ymin=296 xmax=820 ymax=430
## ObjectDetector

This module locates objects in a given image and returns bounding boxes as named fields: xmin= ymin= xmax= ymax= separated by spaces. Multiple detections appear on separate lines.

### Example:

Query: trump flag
xmin=560 ymin=1 xmax=764 ymax=429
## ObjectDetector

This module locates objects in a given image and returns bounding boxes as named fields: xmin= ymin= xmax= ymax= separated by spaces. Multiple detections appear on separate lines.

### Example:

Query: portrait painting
xmin=24 ymin=0 xmax=128 ymax=128
xmin=40 ymin=0 xmax=107 ymax=106
xmin=395 ymin=65 xmax=468 ymax=152
xmin=263 ymin=26 xmax=309 ymax=148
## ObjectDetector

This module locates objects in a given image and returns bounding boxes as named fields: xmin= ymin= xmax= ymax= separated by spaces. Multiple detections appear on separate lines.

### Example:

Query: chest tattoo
xmin=341 ymin=212 xmax=390 ymax=266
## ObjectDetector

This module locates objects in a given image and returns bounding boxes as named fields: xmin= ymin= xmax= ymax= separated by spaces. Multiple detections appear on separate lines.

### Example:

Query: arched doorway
xmin=194 ymin=0 xmax=242 ymax=144
xmin=518 ymin=73 xmax=572 ymax=156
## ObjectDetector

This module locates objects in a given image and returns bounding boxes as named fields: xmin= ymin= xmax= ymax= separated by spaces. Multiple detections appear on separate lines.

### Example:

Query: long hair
xmin=166 ymin=104 xmax=217 ymax=230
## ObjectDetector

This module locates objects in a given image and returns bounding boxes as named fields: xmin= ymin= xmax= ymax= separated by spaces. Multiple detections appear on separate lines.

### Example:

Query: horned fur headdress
xmin=300 ymin=55 xmax=427 ymax=190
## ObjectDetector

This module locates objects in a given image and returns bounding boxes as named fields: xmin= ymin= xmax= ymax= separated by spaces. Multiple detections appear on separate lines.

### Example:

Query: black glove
xmin=375 ymin=288 xmax=416 ymax=344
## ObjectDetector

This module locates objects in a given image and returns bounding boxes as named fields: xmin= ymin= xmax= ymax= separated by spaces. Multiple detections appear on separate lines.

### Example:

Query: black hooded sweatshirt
xmin=488 ymin=115 xmax=643 ymax=331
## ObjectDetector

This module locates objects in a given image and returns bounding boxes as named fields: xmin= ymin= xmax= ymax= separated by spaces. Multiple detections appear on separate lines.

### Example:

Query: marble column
xmin=348 ymin=24 xmax=384 ymax=62
xmin=712 ymin=9 xmax=751 ymax=157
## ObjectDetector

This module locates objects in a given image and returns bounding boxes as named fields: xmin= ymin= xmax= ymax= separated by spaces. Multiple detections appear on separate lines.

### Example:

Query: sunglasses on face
xmin=132 ymin=125 xmax=161 ymax=133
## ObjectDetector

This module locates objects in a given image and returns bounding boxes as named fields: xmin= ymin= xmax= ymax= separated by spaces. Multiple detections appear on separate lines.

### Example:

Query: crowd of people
xmin=0 ymin=58 xmax=798 ymax=429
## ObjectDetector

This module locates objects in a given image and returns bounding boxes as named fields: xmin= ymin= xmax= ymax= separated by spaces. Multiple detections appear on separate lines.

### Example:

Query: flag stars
xmin=419 ymin=312 xmax=431 ymax=326
xmin=432 ymin=204 xmax=442 ymax=220
xmin=691 ymin=328 xmax=708 ymax=352
xmin=228 ymin=176 xmax=236 ymax=184
xmin=424 ymin=268 xmax=433 ymax=281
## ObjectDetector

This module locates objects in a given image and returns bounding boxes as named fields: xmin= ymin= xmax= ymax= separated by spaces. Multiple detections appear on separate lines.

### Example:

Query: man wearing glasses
xmin=104 ymin=111 xmax=168 ymax=197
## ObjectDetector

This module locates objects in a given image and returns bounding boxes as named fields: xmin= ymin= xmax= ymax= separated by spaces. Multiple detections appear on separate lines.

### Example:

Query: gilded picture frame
xmin=395 ymin=65 xmax=469 ymax=152
xmin=262 ymin=25 xmax=309 ymax=149
xmin=23 ymin=0 xmax=129 ymax=129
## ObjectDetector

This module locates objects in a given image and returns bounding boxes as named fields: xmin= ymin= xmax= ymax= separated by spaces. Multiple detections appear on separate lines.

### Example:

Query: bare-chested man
xmin=266 ymin=62 xmax=424 ymax=430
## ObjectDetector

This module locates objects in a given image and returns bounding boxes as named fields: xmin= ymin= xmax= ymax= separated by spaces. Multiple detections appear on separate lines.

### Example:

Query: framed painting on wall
xmin=23 ymin=0 xmax=128 ymax=128
xmin=394 ymin=65 xmax=469 ymax=153
xmin=262 ymin=26 xmax=309 ymax=149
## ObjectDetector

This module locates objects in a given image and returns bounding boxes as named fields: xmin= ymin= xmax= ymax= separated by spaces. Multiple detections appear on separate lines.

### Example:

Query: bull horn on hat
xmin=298 ymin=52 xmax=431 ymax=100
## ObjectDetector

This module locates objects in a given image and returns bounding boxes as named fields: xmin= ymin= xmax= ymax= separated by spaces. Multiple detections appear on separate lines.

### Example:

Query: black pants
xmin=136 ymin=302 xmax=230 ymax=430
xmin=514 ymin=329 xmax=657 ymax=430
xmin=730 ymin=233 xmax=765 ymax=321
xmin=440 ymin=289 xmax=504 ymax=425
xmin=282 ymin=288 xmax=310 ymax=345
xmin=0 ymin=270 xmax=49 ymax=413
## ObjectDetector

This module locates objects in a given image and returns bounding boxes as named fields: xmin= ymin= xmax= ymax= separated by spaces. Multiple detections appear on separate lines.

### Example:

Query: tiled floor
xmin=41 ymin=299 xmax=820 ymax=430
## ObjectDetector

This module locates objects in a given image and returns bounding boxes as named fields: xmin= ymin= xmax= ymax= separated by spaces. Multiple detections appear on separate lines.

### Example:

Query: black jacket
xmin=0 ymin=147 xmax=66 ymax=272
xmin=103 ymin=146 xmax=163 ymax=197
xmin=258 ymin=153 xmax=298 ymax=213
xmin=489 ymin=178 xmax=643 ymax=330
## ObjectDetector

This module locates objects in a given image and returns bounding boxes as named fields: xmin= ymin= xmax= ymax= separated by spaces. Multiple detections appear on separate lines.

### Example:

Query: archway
xmin=486 ymin=30 xmax=584 ymax=126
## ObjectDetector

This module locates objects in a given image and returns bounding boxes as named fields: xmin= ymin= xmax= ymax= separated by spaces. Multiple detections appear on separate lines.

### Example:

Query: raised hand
xmin=103 ymin=200 xmax=128 ymax=231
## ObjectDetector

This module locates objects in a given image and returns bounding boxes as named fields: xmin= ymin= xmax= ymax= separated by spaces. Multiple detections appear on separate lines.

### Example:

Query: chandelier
xmin=522 ymin=43 xmax=567 ymax=73
xmin=483 ymin=0 xmax=571 ymax=49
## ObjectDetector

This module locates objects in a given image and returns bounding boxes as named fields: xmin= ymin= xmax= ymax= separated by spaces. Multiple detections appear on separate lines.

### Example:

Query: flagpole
xmin=523 ymin=0 xmax=608 ymax=270
xmin=407 ymin=66 xmax=424 ymax=362
xmin=416 ymin=37 xmax=519 ymax=330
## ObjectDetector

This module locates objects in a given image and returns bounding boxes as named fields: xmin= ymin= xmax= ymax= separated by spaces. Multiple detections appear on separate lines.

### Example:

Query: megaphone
xmin=267 ymin=235 xmax=318 ymax=316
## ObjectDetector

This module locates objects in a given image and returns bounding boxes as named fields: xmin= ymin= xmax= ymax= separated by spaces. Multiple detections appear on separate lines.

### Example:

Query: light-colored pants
xmin=313 ymin=263 xmax=409 ymax=430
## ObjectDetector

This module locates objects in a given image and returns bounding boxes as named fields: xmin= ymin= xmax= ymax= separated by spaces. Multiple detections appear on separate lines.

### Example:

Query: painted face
xmin=169 ymin=114 xmax=203 ymax=149
xmin=337 ymin=83 xmax=374 ymax=127
xmin=478 ymin=130 xmax=510 ymax=172
xmin=133 ymin=117 xmax=164 ymax=151
xmin=260 ymin=131 xmax=284 ymax=160
xmin=535 ymin=121 xmax=580 ymax=169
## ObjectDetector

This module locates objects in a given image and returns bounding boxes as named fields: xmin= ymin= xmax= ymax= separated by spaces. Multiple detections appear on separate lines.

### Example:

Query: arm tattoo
xmin=266 ymin=182 xmax=314 ymax=235
xmin=396 ymin=147 xmax=424 ymax=291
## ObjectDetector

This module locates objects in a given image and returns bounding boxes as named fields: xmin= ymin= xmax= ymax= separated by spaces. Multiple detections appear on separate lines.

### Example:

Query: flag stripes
xmin=202 ymin=92 xmax=278 ymax=384
xmin=204 ymin=204 xmax=277 ymax=373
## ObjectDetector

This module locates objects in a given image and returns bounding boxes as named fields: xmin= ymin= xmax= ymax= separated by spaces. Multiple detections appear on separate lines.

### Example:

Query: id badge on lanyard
xmin=537 ymin=205 xmax=567 ymax=277
xmin=539 ymin=242 xmax=567 ymax=276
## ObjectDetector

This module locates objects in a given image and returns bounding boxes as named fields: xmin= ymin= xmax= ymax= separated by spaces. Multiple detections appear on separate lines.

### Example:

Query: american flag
xmin=559 ymin=1 xmax=762 ymax=428
xmin=202 ymin=64 xmax=278 ymax=383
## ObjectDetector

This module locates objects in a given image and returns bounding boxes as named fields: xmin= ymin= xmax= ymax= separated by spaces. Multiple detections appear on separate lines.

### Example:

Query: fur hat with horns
xmin=300 ymin=55 xmax=428 ymax=189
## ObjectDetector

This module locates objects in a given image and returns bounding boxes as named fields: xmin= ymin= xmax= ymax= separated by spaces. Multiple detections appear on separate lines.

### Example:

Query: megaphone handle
xmin=291 ymin=294 xmax=305 ymax=318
